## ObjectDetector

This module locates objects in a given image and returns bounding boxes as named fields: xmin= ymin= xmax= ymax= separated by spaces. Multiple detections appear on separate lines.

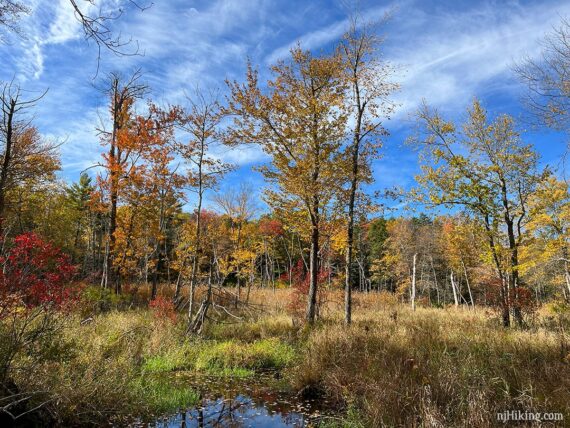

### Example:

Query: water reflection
xmin=147 ymin=372 xmax=333 ymax=427
xmin=154 ymin=395 xmax=311 ymax=427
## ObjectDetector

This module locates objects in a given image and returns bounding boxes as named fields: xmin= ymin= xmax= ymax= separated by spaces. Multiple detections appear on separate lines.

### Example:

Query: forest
xmin=1 ymin=1 xmax=570 ymax=427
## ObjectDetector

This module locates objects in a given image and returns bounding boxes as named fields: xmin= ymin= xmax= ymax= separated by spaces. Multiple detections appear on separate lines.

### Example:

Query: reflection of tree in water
xmin=151 ymin=373 xmax=335 ymax=427
xmin=174 ymin=395 xmax=307 ymax=427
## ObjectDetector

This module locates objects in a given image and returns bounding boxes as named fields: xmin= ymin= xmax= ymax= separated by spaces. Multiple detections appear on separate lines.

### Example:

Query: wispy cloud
xmin=386 ymin=1 xmax=570 ymax=118
xmin=1 ymin=0 xmax=568 ymax=189
xmin=264 ymin=2 xmax=398 ymax=64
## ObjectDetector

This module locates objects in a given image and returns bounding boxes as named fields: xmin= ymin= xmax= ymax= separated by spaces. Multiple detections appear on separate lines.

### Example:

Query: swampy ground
xmin=4 ymin=288 xmax=570 ymax=427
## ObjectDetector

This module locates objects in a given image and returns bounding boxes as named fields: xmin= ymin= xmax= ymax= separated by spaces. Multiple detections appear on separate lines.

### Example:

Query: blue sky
xmin=1 ymin=0 xmax=569 ymax=213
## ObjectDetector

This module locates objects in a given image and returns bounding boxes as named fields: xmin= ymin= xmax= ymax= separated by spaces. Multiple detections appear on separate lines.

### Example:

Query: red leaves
xmin=0 ymin=232 xmax=78 ymax=310
xmin=149 ymin=295 xmax=177 ymax=323
xmin=287 ymin=259 xmax=330 ymax=318
xmin=259 ymin=218 xmax=284 ymax=237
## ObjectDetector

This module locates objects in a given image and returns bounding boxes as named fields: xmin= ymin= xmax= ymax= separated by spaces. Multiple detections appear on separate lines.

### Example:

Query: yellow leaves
xmin=227 ymin=46 xmax=347 ymax=222
xmin=331 ymin=227 xmax=348 ymax=254
xmin=440 ymin=122 xmax=455 ymax=134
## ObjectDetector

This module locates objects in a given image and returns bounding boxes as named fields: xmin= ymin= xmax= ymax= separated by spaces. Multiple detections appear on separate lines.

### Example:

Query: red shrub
xmin=0 ymin=233 xmax=78 ymax=310
xmin=149 ymin=295 xmax=177 ymax=323
xmin=482 ymin=273 xmax=536 ymax=319
xmin=287 ymin=259 xmax=330 ymax=319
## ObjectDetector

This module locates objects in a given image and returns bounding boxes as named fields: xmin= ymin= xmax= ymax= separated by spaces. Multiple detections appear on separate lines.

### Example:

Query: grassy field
xmin=2 ymin=287 xmax=570 ymax=427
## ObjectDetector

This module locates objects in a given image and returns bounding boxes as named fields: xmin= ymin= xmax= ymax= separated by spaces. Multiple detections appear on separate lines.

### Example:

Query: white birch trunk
xmin=450 ymin=271 xmax=459 ymax=307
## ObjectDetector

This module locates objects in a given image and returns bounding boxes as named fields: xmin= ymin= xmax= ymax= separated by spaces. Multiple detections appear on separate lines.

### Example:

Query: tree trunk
xmin=188 ymin=192 xmax=202 ymax=323
xmin=0 ymin=98 xmax=15 ymax=237
xmin=461 ymin=258 xmax=474 ymax=308
xmin=450 ymin=271 xmax=459 ymax=307
xmin=506 ymin=218 xmax=523 ymax=326
xmin=306 ymin=220 xmax=319 ymax=324
xmin=564 ymin=260 xmax=570 ymax=302
xmin=483 ymin=210 xmax=509 ymax=327
xmin=344 ymin=137 xmax=359 ymax=324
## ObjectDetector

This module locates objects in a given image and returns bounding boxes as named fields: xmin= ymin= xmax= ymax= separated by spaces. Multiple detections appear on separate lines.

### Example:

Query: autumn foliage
xmin=0 ymin=232 xmax=78 ymax=310
xmin=149 ymin=295 xmax=178 ymax=324
xmin=287 ymin=259 xmax=330 ymax=318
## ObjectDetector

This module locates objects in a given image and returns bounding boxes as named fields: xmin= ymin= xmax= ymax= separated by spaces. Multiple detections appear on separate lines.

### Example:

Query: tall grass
xmin=3 ymin=286 xmax=569 ymax=426
xmin=292 ymin=303 xmax=570 ymax=427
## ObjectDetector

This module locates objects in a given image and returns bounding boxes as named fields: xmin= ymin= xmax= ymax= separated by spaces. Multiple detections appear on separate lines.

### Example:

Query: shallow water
xmin=143 ymin=372 xmax=335 ymax=427
xmin=153 ymin=395 xmax=320 ymax=427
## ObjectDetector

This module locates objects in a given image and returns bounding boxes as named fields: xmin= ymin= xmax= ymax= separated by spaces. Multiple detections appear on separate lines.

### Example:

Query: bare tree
xmin=339 ymin=15 xmax=398 ymax=324
xmin=0 ymin=0 xmax=30 ymax=41
xmin=515 ymin=18 xmax=570 ymax=135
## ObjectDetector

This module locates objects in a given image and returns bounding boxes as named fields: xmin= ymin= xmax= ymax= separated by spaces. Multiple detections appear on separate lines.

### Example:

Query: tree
xmin=412 ymin=99 xmax=544 ymax=326
xmin=515 ymin=18 xmax=570 ymax=136
xmin=0 ymin=83 xmax=59 ymax=237
xmin=136 ymin=103 xmax=183 ymax=299
xmin=525 ymin=175 xmax=570 ymax=300
xmin=65 ymin=173 xmax=94 ymax=261
xmin=441 ymin=216 xmax=481 ymax=308
xmin=381 ymin=218 xmax=416 ymax=300
xmin=226 ymin=48 xmax=347 ymax=324
xmin=96 ymin=71 xmax=146 ymax=292
xmin=339 ymin=16 xmax=398 ymax=324
xmin=213 ymin=184 xmax=257 ymax=308
xmin=175 ymin=90 xmax=230 ymax=319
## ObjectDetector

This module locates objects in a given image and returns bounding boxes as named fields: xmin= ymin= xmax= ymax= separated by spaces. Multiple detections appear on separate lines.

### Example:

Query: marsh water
xmin=138 ymin=372 xmax=335 ymax=427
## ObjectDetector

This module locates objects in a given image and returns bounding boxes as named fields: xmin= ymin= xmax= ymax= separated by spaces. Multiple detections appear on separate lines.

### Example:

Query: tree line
xmin=0 ymin=12 xmax=569 ymax=329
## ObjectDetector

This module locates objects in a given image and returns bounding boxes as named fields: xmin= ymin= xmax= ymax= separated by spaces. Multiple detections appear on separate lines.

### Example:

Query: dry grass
xmin=288 ymin=294 xmax=570 ymax=427
xmin=4 ymin=286 xmax=570 ymax=426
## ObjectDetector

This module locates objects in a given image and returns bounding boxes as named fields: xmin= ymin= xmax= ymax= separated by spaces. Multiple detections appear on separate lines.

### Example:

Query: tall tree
xmin=97 ymin=71 xmax=146 ymax=292
xmin=227 ymin=48 xmax=347 ymax=323
xmin=412 ymin=99 xmax=544 ymax=326
xmin=339 ymin=17 xmax=398 ymax=324
xmin=175 ymin=90 xmax=230 ymax=319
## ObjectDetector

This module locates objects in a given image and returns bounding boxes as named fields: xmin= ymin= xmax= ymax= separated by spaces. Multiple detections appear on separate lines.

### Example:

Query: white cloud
xmin=264 ymin=2 xmax=399 ymax=65
xmin=3 ymin=0 xmax=570 ymax=187
xmin=45 ymin=0 xmax=85 ymax=45
xmin=387 ymin=1 xmax=570 ymax=118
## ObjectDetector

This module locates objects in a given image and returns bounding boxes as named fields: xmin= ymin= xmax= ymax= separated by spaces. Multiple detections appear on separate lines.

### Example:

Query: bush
xmin=0 ymin=233 xmax=78 ymax=310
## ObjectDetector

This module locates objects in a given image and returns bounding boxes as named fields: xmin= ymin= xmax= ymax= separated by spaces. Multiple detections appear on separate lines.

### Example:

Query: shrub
xmin=149 ymin=295 xmax=177 ymax=324
xmin=0 ymin=233 xmax=78 ymax=310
